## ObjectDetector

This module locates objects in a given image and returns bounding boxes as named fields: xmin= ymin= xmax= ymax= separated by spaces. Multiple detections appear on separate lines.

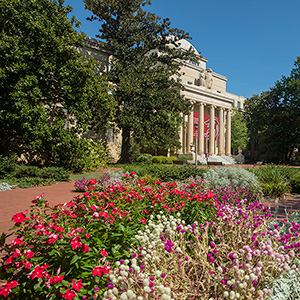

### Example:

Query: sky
xmin=64 ymin=0 xmax=300 ymax=98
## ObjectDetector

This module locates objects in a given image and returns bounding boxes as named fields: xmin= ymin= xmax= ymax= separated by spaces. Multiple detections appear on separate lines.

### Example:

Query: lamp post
xmin=194 ymin=123 xmax=198 ymax=166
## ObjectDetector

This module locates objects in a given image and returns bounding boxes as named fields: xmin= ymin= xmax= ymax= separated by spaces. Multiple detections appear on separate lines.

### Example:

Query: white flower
xmin=223 ymin=291 xmax=229 ymax=298
xmin=229 ymin=291 xmax=235 ymax=300
xmin=120 ymin=292 xmax=128 ymax=300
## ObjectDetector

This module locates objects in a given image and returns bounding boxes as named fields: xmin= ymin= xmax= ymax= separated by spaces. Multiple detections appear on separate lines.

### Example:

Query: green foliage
xmin=231 ymin=109 xmax=249 ymax=154
xmin=249 ymin=165 xmax=291 ymax=198
xmin=176 ymin=154 xmax=193 ymax=163
xmin=0 ymin=155 xmax=17 ymax=178
xmin=84 ymin=0 xmax=198 ymax=162
xmin=136 ymin=153 xmax=153 ymax=164
xmin=124 ymin=164 xmax=208 ymax=182
xmin=0 ymin=0 xmax=114 ymax=166
xmin=203 ymin=167 xmax=260 ymax=190
xmin=289 ymin=170 xmax=300 ymax=194
xmin=0 ymin=159 xmax=70 ymax=188
xmin=56 ymin=138 xmax=109 ymax=173
xmin=245 ymin=56 xmax=300 ymax=163
xmin=152 ymin=156 xmax=176 ymax=164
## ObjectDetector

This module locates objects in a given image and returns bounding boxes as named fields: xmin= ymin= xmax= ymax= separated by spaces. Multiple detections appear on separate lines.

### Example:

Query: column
xmin=183 ymin=116 xmax=187 ymax=154
xmin=225 ymin=109 xmax=231 ymax=156
xmin=177 ymin=113 xmax=184 ymax=154
xmin=178 ymin=123 xmax=183 ymax=154
xmin=209 ymin=105 xmax=215 ymax=155
xmin=218 ymin=107 xmax=225 ymax=155
xmin=198 ymin=103 xmax=204 ymax=155
xmin=187 ymin=106 xmax=194 ymax=153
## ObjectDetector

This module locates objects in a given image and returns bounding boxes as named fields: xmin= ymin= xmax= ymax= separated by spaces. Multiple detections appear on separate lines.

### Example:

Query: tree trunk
xmin=118 ymin=126 xmax=131 ymax=164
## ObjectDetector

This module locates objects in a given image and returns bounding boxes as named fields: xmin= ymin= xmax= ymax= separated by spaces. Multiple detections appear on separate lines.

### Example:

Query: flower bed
xmin=0 ymin=172 xmax=299 ymax=299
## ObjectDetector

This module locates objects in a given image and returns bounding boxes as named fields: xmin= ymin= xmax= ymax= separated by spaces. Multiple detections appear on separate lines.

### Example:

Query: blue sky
xmin=65 ymin=0 xmax=300 ymax=98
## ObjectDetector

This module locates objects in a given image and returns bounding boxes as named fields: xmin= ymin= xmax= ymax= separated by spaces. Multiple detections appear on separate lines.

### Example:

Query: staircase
xmin=188 ymin=154 xmax=237 ymax=165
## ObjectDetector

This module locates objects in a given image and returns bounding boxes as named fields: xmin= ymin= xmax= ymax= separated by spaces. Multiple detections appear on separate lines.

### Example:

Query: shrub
xmin=203 ymin=166 xmax=260 ymax=190
xmin=152 ymin=156 xmax=165 ymax=164
xmin=176 ymin=153 xmax=193 ymax=163
xmin=57 ymin=138 xmax=109 ymax=173
xmin=7 ymin=165 xmax=70 ymax=181
xmin=0 ymin=155 xmax=17 ymax=178
xmin=136 ymin=153 xmax=153 ymax=164
xmin=124 ymin=164 xmax=208 ymax=182
xmin=290 ymin=170 xmax=300 ymax=194
xmin=249 ymin=164 xmax=292 ymax=198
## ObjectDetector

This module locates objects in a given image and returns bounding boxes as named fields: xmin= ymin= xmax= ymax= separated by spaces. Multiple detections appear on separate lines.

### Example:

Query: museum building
xmin=78 ymin=37 xmax=245 ymax=162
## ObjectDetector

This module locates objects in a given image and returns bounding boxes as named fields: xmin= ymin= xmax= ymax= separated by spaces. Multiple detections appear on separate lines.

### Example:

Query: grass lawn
xmin=70 ymin=172 xmax=104 ymax=181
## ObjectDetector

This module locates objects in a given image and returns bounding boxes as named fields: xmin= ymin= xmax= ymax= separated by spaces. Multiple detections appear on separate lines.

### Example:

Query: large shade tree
xmin=231 ymin=109 xmax=248 ymax=155
xmin=84 ymin=0 xmax=198 ymax=163
xmin=245 ymin=57 xmax=300 ymax=163
xmin=0 ymin=0 xmax=114 ymax=167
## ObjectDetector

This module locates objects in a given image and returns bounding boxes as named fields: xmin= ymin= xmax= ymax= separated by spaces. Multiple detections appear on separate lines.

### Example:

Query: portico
xmin=173 ymin=39 xmax=243 ymax=159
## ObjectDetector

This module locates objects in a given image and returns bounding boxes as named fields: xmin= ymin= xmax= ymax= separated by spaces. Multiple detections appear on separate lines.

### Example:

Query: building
xmin=78 ymin=37 xmax=245 ymax=162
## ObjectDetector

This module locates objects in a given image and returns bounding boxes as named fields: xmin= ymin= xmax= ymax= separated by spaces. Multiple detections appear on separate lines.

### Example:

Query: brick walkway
xmin=0 ymin=181 xmax=83 ymax=240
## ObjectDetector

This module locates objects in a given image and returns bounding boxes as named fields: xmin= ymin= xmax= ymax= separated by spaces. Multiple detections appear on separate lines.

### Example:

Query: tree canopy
xmin=0 ymin=0 xmax=114 ymax=167
xmin=231 ymin=109 xmax=248 ymax=155
xmin=84 ymin=0 xmax=198 ymax=162
xmin=245 ymin=57 xmax=300 ymax=163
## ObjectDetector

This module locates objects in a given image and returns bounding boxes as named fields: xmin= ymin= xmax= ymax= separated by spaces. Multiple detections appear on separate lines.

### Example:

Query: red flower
xmin=82 ymin=244 xmax=90 ymax=252
xmin=62 ymin=289 xmax=76 ymax=300
xmin=71 ymin=279 xmax=84 ymax=292
xmin=140 ymin=218 xmax=147 ymax=224
xmin=100 ymin=249 xmax=108 ymax=257
xmin=0 ymin=280 xmax=18 ymax=297
xmin=89 ymin=178 xmax=97 ymax=185
xmin=130 ymin=171 xmax=136 ymax=176
xmin=92 ymin=265 xmax=111 ymax=277
xmin=70 ymin=236 xmax=82 ymax=249
xmin=12 ymin=212 xmax=29 ymax=224
xmin=30 ymin=264 xmax=49 ymax=280
xmin=25 ymin=250 xmax=34 ymax=258
xmin=50 ymin=275 xmax=64 ymax=284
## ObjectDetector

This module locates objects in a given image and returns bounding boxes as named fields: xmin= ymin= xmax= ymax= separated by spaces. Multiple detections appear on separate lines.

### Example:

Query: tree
xmin=245 ymin=57 xmax=300 ymax=163
xmin=84 ymin=0 xmax=198 ymax=163
xmin=231 ymin=109 xmax=248 ymax=155
xmin=0 ymin=0 xmax=114 ymax=167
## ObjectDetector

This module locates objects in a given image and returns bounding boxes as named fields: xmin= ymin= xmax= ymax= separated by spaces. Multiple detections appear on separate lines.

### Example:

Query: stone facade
xmin=78 ymin=37 xmax=245 ymax=160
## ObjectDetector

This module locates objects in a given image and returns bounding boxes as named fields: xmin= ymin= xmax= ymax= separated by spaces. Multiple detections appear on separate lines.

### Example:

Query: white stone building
xmin=78 ymin=37 xmax=245 ymax=162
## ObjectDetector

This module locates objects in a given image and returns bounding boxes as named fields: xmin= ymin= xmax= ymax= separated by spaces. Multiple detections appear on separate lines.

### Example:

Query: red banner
xmin=204 ymin=115 xmax=219 ymax=141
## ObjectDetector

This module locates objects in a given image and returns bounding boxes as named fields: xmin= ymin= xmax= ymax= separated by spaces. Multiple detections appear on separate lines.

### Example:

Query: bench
xmin=207 ymin=161 xmax=224 ymax=166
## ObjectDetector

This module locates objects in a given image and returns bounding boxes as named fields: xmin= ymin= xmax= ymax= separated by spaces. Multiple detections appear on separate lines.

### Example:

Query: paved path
xmin=0 ymin=181 xmax=82 ymax=239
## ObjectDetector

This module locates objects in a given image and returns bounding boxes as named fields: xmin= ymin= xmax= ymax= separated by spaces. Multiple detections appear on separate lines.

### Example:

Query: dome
xmin=176 ymin=39 xmax=199 ymax=55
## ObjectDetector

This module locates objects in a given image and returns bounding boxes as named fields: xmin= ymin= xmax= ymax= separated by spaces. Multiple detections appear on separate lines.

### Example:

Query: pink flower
xmin=12 ymin=212 xmax=29 ymax=224
xmin=0 ymin=280 xmax=18 ymax=297
xmin=50 ymin=275 xmax=64 ymax=284
xmin=70 ymin=236 xmax=82 ymax=249
xmin=92 ymin=265 xmax=111 ymax=277
xmin=82 ymin=244 xmax=90 ymax=252
xmin=62 ymin=289 xmax=76 ymax=300
xmin=100 ymin=249 xmax=108 ymax=257
xmin=89 ymin=178 xmax=97 ymax=185
xmin=71 ymin=279 xmax=84 ymax=292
